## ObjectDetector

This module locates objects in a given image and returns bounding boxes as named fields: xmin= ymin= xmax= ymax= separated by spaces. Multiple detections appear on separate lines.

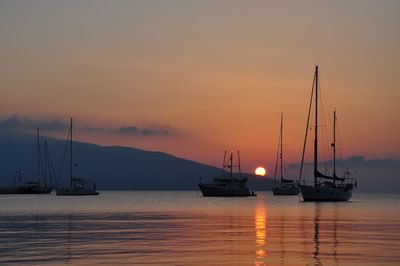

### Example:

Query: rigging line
xmin=45 ymin=139 xmax=57 ymax=187
xmin=75 ymin=124 xmax=81 ymax=176
xmin=44 ymin=139 xmax=51 ymax=187
xmin=31 ymin=132 xmax=37 ymax=183
xmin=318 ymin=72 xmax=331 ymax=176
xmin=273 ymin=115 xmax=281 ymax=186
xmin=335 ymin=111 xmax=346 ymax=176
xmin=70 ymin=120 xmax=91 ymax=179
xmin=299 ymin=67 xmax=316 ymax=183
xmin=281 ymin=115 xmax=291 ymax=179
xmin=56 ymin=125 xmax=71 ymax=188
xmin=318 ymin=74 xmax=326 ymax=173
xmin=43 ymin=139 xmax=48 ymax=186
xmin=281 ymin=113 xmax=284 ymax=181
xmin=38 ymin=131 xmax=45 ymax=184
xmin=237 ymin=150 xmax=241 ymax=178
xmin=330 ymin=105 xmax=339 ymax=176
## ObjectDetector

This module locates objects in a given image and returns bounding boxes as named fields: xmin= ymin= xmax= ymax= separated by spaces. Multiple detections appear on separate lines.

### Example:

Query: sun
xmin=255 ymin=167 xmax=266 ymax=176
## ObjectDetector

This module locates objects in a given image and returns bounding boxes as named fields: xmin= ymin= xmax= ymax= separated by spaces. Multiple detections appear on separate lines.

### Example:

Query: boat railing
xmin=298 ymin=176 xmax=355 ymax=188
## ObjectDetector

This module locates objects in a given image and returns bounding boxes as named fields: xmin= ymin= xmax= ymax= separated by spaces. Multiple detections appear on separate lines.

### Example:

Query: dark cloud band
xmin=115 ymin=125 xmax=176 ymax=136
xmin=0 ymin=115 xmax=67 ymax=132
xmin=0 ymin=115 xmax=178 ymax=137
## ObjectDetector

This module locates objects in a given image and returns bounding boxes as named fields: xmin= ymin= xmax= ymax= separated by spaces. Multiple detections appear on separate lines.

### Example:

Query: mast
xmin=44 ymin=139 xmax=48 ymax=188
xmin=70 ymin=118 xmax=73 ymax=188
xmin=314 ymin=65 xmax=319 ymax=187
xmin=37 ymin=128 xmax=41 ymax=183
xmin=299 ymin=69 xmax=316 ymax=183
xmin=280 ymin=113 xmax=283 ymax=184
xmin=237 ymin=150 xmax=241 ymax=178
xmin=229 ymin=153 xmax=233 ymax=178
xmin=44 ymin=139 xmax=55 ymax=188
xmin=333 ymin=109 xmax=337 ymax=182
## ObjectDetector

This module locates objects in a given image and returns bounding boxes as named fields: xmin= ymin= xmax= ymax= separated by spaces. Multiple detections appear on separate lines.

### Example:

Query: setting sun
xmin=255 ymin=167 xmax=266 ymax=176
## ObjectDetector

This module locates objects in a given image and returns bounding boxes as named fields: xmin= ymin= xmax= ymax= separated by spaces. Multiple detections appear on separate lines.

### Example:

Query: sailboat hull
xmin=273 ymin=186 xmax=300 ymax=195
xmin=0 ymin=186 xmax=52 ymax=194
xmin=56 ymin=188 xmax=99 ymax=196
xmin=299 ymin=185 xmax=352 ymax=202
xmin=20 ymin=187 xmax=52 ymax=194
xmin=0 ymin=186 xmax=25 ymax=194
xmin=199 ymin=183 xmax=256 ymax=197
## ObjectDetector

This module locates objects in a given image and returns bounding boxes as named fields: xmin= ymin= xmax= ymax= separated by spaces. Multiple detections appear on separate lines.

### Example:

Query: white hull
xmin=299 ymin=185 xmax=352 ymax=202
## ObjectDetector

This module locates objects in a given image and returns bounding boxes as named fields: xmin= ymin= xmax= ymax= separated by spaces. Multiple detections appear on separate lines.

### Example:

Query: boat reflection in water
xmin=254 ymin=198 xmax=267 ymax=266
xmin=313 ymin=205 xmax=321 ymax=266
xmin=1 ymin=192 xmax=400 ymax=265
xmin=312 ymin=203 xmax=339 ymax=266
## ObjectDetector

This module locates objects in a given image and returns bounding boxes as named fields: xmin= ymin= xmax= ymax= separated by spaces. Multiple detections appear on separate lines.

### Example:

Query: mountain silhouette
xmin=0 ymin=134 xmax=274 ymax=190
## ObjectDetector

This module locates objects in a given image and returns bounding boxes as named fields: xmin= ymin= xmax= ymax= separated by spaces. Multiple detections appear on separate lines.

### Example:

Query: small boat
xmin=272 ymin=113 xmax=299 ymax=196
xmin=21 ymin=129 xmax=53 ymax=194
xmin=199 ymin=151 xmax=256 ymax=197
xmin=0 ymin=184 xmax=24 ymax=194
xmin=298 ymin=65 xmax=355 ymax=201
xmin=0 ymin=170 xmax=24 ymax=194
xmin=0 ymin=130 xmax=53 ymax=194
xmin=21 ymin=181 xmax=52 ymax=194
xmin=0 ymin=187 xmax=24 ymax=194
xmin=56 ymin=118 xmax=99 ymax=196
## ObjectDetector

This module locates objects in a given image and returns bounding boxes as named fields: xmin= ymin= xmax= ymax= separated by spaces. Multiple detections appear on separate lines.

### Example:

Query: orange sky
xmin=0 ymin=1 xmax=399 ymax=173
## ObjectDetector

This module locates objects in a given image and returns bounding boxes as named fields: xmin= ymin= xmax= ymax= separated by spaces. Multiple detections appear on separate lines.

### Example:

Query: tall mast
xmin=333 ymin=109 xmax=337 ymax=182
xmin=314 ymin=65 xmax=319 ymax=187
xmin=37 ymin=128 xmax=40 ymax=183
xmin=299 ymin=69 xmax=316 ymax=183
xmin=280 ymin=113 xmax=283 ymax=183
xmin=70 ymin=118 xmax=73 ymax=188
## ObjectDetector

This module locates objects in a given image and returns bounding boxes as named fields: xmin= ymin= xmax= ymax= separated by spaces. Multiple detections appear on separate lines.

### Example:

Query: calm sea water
xmin=0 ymin=191 xmax=399 ymax=265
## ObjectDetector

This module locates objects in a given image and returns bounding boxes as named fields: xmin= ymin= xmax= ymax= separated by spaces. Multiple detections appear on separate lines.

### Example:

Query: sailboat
xmin=56 ymin=118 xmax=99 ymax=196
xmin=298 ymin=65 xmax=355 ymax=201
xmin=272 ymin=113 xmax=299 ymax=196
xmin=22 ymin=128 xmax=53 ymax=194
xmin=0 ymin=170 xmax=24 ymax=194
xmin=198 ymin=151 xmax=256 ymax=197
xmin=0 ymin=129 xmax=53 ymax=194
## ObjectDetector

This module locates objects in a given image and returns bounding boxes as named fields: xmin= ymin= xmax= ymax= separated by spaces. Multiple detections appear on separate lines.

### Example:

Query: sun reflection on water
xmin=254 ymin=199 xmax=267 ymax=265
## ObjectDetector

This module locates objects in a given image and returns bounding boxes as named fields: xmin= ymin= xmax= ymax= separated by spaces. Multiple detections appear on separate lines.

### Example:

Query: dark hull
xmin=299 ymin=185 xmax=352 ymax=202
xmin=0 ymin=187 xmax=24 ymax=194
xmin=21 ymin=188 xmax=52 ymax=194
xmin=0 ymin=186 xmax=52 ymax=194
xmin=56 ymin=188 xmax=99 ymax=196
xmin=273 ymin=186 xmax=300 ymax=196
xmin=199 ymin=183 xmax=256 ymax=197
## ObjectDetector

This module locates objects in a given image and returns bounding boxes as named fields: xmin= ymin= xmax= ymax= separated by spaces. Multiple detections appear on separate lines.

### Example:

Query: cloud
xmin=0 ymin=115 xmax=178 ymax=138
xmin=115 ymin=125 xmax=177 ymax=137
xmin=82 ymin=125 xmax=177 ymax=137
xmin=0 ymin=115 xmax=67 ymax=133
